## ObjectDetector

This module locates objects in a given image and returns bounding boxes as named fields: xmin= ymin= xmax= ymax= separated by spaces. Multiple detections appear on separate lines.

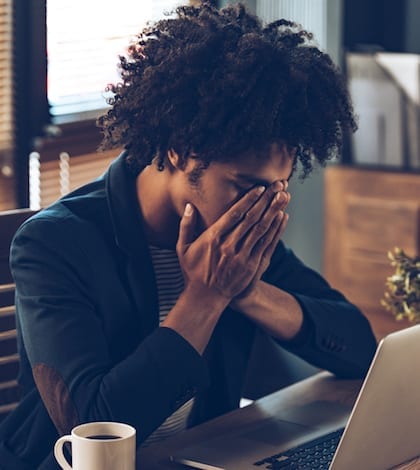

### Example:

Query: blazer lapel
xmin=105 ymin=152 xmax=159 ymax=338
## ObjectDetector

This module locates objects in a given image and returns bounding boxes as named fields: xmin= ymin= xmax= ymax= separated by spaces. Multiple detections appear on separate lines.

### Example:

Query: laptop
xmin=171 ymin=324 xmax=420 ymax=470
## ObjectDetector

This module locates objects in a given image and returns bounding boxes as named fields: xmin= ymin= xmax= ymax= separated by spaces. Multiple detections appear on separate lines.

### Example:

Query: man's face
xmin=169 ymin=143 xmax=295 ymax=233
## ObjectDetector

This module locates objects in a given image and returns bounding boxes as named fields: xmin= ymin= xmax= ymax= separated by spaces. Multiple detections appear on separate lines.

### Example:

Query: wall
xmin=284 ymin=0 xmax=343 ymax=274
xmin=219 ymin=0 xmax=256 ymax=12
xmin=282 ymin=168 xmax=325 ymax=272
xmin=405 ymin=0 xmax=420 ymax=53
xmin=256 ymin=0 xmax=343 ymax=273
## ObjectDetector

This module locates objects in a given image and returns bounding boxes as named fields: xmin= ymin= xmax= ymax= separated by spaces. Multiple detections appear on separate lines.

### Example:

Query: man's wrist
xmin=183 ymin=282 xmax=231 ymax=313
xmin=162 ymin=283 xmax=231 ymax=354
xmin=230 ymin=281 xmax=262 ymax=312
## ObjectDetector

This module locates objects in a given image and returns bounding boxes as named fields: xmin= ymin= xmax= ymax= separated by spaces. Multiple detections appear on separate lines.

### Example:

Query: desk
xmin=138 ymin=371 xmax=420 ymax=470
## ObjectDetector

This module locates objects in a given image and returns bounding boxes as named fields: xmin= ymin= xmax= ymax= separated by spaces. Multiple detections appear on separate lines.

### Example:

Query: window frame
xmin=14 ymin=0 xmax=49 ymax=206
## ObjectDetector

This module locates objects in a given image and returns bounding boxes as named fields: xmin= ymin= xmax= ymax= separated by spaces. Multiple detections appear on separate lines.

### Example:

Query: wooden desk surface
xmin=137 ymin=371 xmax=420 ymax=470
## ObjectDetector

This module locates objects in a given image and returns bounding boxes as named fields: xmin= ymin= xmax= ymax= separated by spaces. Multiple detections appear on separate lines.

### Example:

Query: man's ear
xmin=167 ymin=148 xmax=192 ymax=173
xmin=167 ymin=149 xmax=183 ymax=170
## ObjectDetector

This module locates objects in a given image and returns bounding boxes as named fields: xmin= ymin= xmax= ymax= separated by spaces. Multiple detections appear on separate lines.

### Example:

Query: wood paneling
xmin=324 ymin=166 xmax=420 ymax=340
xmin=0 ymin=174 xmax=16 ymax=211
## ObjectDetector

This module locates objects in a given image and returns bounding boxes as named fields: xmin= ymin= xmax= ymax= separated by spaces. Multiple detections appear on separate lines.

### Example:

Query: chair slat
xmin=0 ymin=329 xmax=16 ymax=341
xmin=0 ymin=379 xmax=18 ymax=391
xmin=0 ymin=353 xmax=19 ymax=366
xmin=0 ymin=402 xmax=18 ymax=417
xmin=0 ymin=305 xmax=15 ymax=317
xmin=0 ymin=283 xmax=15 ymax=294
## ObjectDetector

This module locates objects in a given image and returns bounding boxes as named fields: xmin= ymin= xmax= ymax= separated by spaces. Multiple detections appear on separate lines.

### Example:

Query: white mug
xmin=54 ymin=421 xmax=136 ymax=470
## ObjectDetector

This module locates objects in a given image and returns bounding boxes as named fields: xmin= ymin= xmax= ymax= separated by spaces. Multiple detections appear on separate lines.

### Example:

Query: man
xmin=0 ymin=3 xmax=377 ymax=468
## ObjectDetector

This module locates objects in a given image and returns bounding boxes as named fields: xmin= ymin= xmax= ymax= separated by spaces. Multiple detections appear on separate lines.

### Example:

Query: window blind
xmin=30 ymin=149 xmax=118 ymax=208
xmin=257 ymin=0 xmax=328 ymax=51
xmin=47 ymin=0 xmax=185 ymax=122
xmin=0 ymin=0 xmax=13 ymax=165
xmin=256 ymin=0 xmax=345 ymax=66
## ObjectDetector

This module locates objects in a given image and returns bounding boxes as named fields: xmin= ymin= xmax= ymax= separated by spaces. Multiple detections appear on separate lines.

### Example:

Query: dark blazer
xmin=0 ymin=152 xmax=377 ymax=469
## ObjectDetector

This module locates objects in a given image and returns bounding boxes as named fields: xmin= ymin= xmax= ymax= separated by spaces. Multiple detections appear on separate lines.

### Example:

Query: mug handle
xmin=54 ymin=435 xmax=73 ymax=469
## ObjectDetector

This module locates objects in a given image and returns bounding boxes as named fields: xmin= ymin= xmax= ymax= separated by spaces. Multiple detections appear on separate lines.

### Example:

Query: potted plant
xmin=382 ymin=248 xmax=420 ymax=323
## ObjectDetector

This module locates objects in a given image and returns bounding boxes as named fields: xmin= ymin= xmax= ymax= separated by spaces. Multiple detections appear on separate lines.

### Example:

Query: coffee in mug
xmin=54 ymin=421 xmax=136 ymax=470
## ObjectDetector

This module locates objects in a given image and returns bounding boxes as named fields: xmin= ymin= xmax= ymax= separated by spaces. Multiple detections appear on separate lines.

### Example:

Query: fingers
xmin=226 ymin=181 xmax=286 ymax=242
xmin=238 ymin=188 xmax=285 ymax=254
xmin=277 ymin=211 xmax=289 ymax=240
xmin=246 ymin=210 xmax=289 ymax=285
xmin=274 ymin=181 xmax=290 ymax=212
xmin=210 ymin=185 xmax=266 ymax=237
xmin=177 ymin=203 xmax=197 ymax=254
xmin=255 ymin=211 xmax=289 ymax=261
xmin=280 ymin=189 xmax=291 ymax=211
xmin=245 ymin=204 xmax=284 ymax=257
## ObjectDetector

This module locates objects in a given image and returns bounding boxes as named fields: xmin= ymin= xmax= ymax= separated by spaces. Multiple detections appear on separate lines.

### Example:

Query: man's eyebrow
xmin=235 ymin=174 xmax=271 ymax=186
xmin=235 ymin=173 xmax=292 ymax=185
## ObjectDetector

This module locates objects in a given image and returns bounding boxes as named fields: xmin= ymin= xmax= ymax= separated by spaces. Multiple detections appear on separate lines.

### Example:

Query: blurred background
xmin=0 ymin=0 xmax=419 ymax=396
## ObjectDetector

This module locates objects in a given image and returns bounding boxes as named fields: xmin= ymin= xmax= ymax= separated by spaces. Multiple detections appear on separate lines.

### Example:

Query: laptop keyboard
xmin=253 ymin=428 xmax=344 ymax=469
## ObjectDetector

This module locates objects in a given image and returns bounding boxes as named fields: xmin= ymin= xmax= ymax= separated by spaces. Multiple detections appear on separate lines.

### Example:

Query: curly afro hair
xmin=97 ymin=2 xmax=356 ymax=178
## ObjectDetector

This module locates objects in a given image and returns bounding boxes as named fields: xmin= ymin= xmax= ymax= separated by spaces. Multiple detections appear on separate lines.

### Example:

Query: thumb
xmin=177 ymin=203 xmax=196 ymax=252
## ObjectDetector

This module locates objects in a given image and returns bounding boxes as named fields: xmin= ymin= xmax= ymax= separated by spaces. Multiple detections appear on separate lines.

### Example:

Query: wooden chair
xmin=0 ymin=208 xmax=37 ymax=423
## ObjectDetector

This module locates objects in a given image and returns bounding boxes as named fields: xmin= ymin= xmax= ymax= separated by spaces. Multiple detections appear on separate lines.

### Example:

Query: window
xmin=47 ymin=0 xmax=186 ymax=123
xmin=28 ymin=0 xmax=189 ymax=209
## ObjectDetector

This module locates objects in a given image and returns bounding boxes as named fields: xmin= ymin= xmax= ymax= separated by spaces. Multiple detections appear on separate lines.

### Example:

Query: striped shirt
xmin=142 ymin=245 xmax=194 ymax=446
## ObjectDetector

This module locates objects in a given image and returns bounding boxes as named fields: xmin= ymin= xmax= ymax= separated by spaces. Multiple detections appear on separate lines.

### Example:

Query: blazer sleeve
xmin=263 ymin=242 xmax=377 ymax=379
xmin=10 ymin=215 xmax=209 ymax=444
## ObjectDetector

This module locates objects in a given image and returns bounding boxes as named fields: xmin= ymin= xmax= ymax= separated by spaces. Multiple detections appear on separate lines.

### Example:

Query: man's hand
xmin=163 ymin=181 xmax=291 ymax=354
xmin=233 ymin=182 xmax=290 ymax=304
xmin=176 ymin=181 xmax=289 ymax=304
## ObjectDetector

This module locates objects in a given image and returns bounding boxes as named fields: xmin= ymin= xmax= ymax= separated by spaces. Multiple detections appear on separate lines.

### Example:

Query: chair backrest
xmin=0 ymin=208 xmax=37 ymax=423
